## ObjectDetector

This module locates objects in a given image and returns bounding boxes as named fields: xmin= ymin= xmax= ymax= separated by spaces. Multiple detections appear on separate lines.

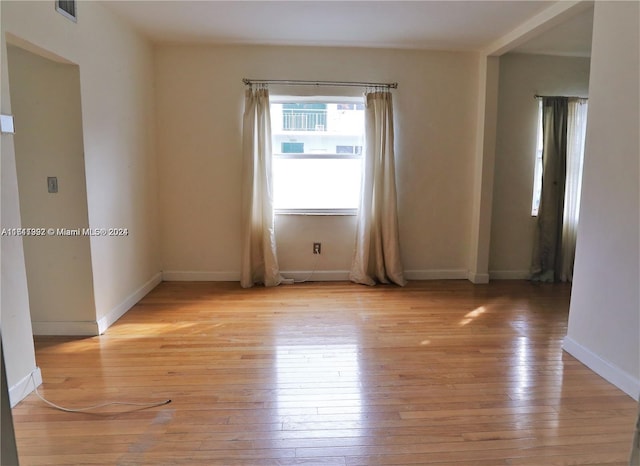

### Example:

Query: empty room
xmin=1 ymin=1 xmax=638 ymax=465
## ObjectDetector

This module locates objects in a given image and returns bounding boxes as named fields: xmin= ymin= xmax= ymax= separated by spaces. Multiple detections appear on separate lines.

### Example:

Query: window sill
xmin=275 ymin=208 xmax=358 ymax=216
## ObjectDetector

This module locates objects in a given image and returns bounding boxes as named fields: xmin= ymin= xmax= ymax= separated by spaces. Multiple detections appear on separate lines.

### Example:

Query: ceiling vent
xmin=56 ymin=0 xmax=77 ymax=22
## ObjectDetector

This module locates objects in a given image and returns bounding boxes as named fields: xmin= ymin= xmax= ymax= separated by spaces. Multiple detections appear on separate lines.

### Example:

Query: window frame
xmin=55 ymin=0 xmax=77 ymax=22
xmin=531 ymin=99 xmax=543 ymax=217
xmin=270 ymin=95 xmax=365 ymax=216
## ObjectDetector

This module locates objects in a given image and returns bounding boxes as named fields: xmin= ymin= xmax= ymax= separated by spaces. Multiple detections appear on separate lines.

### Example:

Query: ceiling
xmin=102 ymin=1 xmax=592 ymax=56
xmin=511 ymin=6 xmax=593 ymax=57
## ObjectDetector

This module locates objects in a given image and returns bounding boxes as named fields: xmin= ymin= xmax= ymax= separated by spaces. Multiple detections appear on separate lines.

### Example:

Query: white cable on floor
xmin=294 ymin=252 xmax=321 ymax=284
xmin=30 ymin=372 xmax=171 ymax=413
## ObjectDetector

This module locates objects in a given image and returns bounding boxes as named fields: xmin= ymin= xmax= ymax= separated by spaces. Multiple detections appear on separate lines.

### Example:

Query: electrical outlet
xmin=313 ymin=242 xmax=321 ymax=254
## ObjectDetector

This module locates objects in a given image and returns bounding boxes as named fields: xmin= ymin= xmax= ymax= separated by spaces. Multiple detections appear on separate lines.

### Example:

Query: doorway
xmin=6 ymin=44 xmax=96 ymax=334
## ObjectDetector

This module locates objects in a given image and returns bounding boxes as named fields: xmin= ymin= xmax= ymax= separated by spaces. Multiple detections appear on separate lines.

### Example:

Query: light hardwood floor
xmin=12 ymin=281 xmax=637 ymax=465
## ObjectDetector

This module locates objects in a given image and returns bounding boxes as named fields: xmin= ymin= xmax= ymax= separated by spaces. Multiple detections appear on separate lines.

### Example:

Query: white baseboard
xmin=563 ymin=336 xmax=640 ymax=400
xmin=281 ymin=270 xmax=350 ymax=282
xmin=9 ymin=367 xmax=41 ymax=407
xmin=284 ymin=269 xmax=471 ymax=283
xmin=467 ymin=271 xmax=490 ymax=284
xmin=162 ymin=269 xmax=474 ymax=283
xmin=97 ymin=272 xmax=163 ymax=334
xmin=404 ymin=269 xmax=469 ymax=280
xmin=31 ymin=272 xmax=162 ymax=336
xmin=31 ymin=320 xmax=99 ymax=336
xmin=164 ymin=270 xmax=351 ymax=282
xmin=162 ymin=271 xmax=240 ymax=281
xmin=489 ymin=270 xmax=531 ymax=280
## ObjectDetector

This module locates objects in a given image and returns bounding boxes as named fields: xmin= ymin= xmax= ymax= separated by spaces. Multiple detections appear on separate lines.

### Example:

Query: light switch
xmin=47 ymin=177 xmax=58 ymax=193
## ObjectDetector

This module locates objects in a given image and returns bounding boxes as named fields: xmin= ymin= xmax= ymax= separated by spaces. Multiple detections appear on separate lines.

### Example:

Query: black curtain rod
xmin=534 ymin=94 xmax=588 ymax=99
xmin=243 ymin=78 xmax=398 ymax=89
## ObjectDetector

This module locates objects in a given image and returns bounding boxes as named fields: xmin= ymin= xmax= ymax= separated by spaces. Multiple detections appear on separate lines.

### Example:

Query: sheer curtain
xmin=560 ymin=98 xmax=588 ymax=282
xmin=350 ymin=90 xmax=406 ymax=286
xmin=240 ymin=86 xmax=282 ymax=288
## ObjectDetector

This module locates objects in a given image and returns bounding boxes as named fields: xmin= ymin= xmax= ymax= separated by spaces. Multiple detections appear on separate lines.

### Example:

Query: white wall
xmin=0 ymin=31 xmax=41 ymax=406
xmin=2 ymin=0 xmax=161 ymax=333
xmin=1 ymin=0 xmax=160 ymax=402
xmin=564 ymin=1 xmax=639 ymax=400
xmin=7 ymin=45 xmax=96 ymax=332
xmin=156 ymin=45 xmax=479 ymax=280
xmin=490 ymin=53 xmax=590 ymax=278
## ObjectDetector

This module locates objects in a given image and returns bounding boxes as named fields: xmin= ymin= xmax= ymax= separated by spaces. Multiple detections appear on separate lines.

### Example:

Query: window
xmin=336 ymin=145 xmax=362 ymax=155
xmin=271 ymin=98 xmax=365 ymax=214
xmin=337 ymin=103 xmax=365 ymax=111
xmin=56 ymin=0 xmax=77 ymax=22
xmin=282 ymin=142 xmax=304 ymax=153
xmin=531 ymin=99 xmax=543 ymax=216
xmin=531 ymin=98 xmax=588 ymax=218
xmin=282 ymin=103 xmax=327 ymax=131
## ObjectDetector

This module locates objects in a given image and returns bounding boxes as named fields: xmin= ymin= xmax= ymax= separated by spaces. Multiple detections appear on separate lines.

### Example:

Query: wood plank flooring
xmin=12 ymin=280 xmax=637 ymax=465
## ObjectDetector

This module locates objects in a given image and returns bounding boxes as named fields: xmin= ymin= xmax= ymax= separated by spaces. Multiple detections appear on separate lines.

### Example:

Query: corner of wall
xmin=97 ymin=271 xmax=162 ymax=334
xmin=468 ymin=270 xmax=490 ymax=284
xmin=468 ymin=55 xmax=500 ymax=283
xmin=563 ymin=337 xmax=640 ymax=401
xmin=8 ymin=366 xmax=41 ymax=408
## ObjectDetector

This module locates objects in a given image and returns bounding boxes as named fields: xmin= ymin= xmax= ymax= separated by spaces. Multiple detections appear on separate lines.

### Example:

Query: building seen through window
xmin=271 ymin=99 xmax=365 ymax=213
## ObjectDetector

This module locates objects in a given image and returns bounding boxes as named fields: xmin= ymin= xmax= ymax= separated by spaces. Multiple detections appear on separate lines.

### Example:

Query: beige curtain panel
xmin=560 ymin=98 xmax=588 ymax=282
xmin=350 ymin=90 xmax=406 ymax=286
xmin=240 ymin=86 xmax=283 ymax=288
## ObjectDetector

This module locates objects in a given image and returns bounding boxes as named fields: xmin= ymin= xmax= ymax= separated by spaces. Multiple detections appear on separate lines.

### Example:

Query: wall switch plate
xmin=0 ymin=115 xmax=15 ymax=134
xmin=313 ymin=242 xmax=321 ymax=254
xmin=47 ymin=177 xmax=58 ymax=193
